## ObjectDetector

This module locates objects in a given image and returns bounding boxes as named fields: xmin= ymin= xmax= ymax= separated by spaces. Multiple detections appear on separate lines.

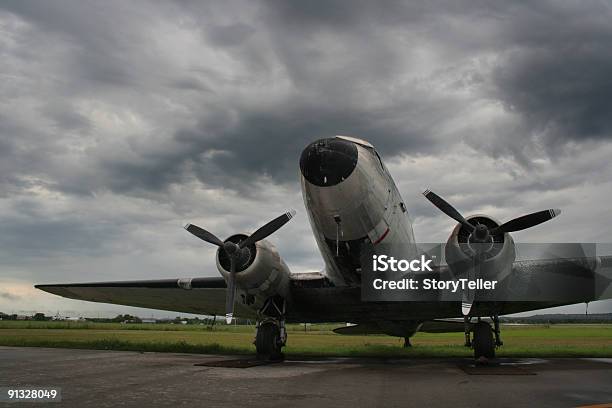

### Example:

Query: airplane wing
xmin=35 ymin=273 xmax=331 ymax=320
xmin=506 ymin=255 xmax=612 ymax=302
xmin=35 ymin=256 xmax=611 ymax=322
xmin=34 ymin=277 xmax=259 ymax=318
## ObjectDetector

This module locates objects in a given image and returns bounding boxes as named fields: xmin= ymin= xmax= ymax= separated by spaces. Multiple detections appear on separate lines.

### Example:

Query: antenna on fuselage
xmin=333 ymin=215 xmax=342 ymax=256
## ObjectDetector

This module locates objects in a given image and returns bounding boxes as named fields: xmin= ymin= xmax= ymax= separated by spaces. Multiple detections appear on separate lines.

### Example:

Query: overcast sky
xmin=1 ymin=0 xmax=611 ymax=317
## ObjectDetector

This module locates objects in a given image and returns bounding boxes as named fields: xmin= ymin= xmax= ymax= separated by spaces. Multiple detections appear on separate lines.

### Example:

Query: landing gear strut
xmin=403 ymin=337 xmax=411 ymax=348
xmin=254 ymin=297 xmax=286 ymax=361
xmin=492 ymin=315 xmax=503 ymax=346
xmin=464 ymin=316 xmax=472 ymax=347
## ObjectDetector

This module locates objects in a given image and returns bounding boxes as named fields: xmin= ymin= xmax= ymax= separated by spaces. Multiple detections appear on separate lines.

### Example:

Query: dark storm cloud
xmin=492 ymin=31 xmax=612 ymax=143
xmin=206 ymin=23 xmax=256 ymax=48
xmin=167 ymin=0 xmax=612 ymax=190
xmin=477 ymin=1 xmax=612 ymax=158
xmin=171 ymin=100 xmax=446 ymax=187
xmin=0 ymin=195 xmax=127 ymax=260
xmin=0 ymin=0 xmax=459 ymax=195
xmin=0 ymin=216 xmax=121 ymax=259
xmin=0 ymin=0 xmax=148 ymax=87
xmin=41 ymin=106 xmax=92 ymax=133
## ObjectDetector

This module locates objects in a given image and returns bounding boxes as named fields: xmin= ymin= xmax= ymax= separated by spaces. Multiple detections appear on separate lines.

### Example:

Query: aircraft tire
xmin=473 ymin=321 xmax=495 ymax=360
xmin=255 ymin=321 xmax=283 ymax=361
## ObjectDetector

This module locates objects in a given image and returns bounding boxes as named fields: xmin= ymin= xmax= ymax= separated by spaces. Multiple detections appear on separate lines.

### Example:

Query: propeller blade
xmin=423 ymin=189 xmax=474 ymax=232
xmin=461 ymin=298 xmax=473 ymax=316
xmin=492 ymin=209 xmax=561 ymax=234
xmin=225 ymin=257 xmax=237 ymax=324
xmin=239 ymin=210 xmax=296 ymax=249
xmin=184 ymin=223 xmax=224 ymax=247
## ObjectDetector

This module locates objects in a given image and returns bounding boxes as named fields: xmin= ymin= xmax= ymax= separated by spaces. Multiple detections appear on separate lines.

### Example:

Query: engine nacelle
xmin=216 ymin=234 xmax=291 ymax=306
xmin=445 ymin=215 xmax=516 ymax=280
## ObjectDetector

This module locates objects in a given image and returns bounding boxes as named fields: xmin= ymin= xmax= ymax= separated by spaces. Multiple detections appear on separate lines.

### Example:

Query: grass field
xmin=0 ymin=321 xmax=611 ymax=358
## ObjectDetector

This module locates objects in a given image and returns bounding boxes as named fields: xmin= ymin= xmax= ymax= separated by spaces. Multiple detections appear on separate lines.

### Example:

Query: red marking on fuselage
xmin=373 ymin=227 xmax=390 ymax=245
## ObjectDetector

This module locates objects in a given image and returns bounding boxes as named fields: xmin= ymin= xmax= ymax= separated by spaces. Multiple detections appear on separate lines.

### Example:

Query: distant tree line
xmin=0 ymin=312 xmax=50 ymax=321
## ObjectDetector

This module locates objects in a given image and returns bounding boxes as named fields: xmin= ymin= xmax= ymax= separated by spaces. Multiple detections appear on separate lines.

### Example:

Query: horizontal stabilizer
xmin=333 ymin=319 xmax=470 ymax=336
xmin=333 ymin=322 xmax=382 ymax=335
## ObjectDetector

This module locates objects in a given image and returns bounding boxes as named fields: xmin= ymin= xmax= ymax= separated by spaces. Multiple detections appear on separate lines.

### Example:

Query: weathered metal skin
xmin=300 ymin=136 xmax=417 ymax=286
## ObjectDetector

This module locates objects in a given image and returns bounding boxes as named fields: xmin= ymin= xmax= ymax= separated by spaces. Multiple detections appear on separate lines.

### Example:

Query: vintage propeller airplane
xmin=37 ymin=136 xmax=611 ymax=359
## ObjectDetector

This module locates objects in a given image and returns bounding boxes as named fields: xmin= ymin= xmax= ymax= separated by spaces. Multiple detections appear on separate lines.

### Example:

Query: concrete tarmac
xmin=1 ymin=346 xmax=611 ymax=407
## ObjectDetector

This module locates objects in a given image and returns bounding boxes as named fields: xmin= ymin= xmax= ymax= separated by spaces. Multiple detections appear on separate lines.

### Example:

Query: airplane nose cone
xmin=300 ymin=138 xmax=358 ymax=187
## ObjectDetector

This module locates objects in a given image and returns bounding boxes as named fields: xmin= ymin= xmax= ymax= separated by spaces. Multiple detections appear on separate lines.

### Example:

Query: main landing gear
xmin=254 ymin=296 xmax=286 ymax=361
xmin=464 ymin=315 xmax=503 ymax=360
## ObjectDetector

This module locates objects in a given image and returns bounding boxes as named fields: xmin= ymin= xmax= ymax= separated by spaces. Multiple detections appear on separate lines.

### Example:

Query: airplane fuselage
xmin=300 ymin=136 xmax=417 ymax=286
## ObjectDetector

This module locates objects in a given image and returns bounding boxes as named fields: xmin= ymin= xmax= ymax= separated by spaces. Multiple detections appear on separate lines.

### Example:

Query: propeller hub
xmin=473 ymin=224 xmax=490 ymax=242
xmin=223 ymin=241 xmax=239 ymax=255
xmin=221 ymin=240 xmax=252 ymax=270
